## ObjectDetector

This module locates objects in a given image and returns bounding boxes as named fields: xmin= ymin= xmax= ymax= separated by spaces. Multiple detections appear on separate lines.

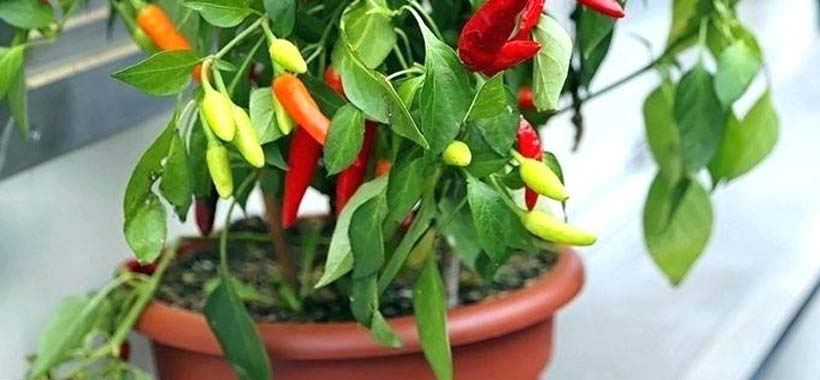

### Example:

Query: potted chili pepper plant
xmin=9 ymin=0 xmax=779 ymax=379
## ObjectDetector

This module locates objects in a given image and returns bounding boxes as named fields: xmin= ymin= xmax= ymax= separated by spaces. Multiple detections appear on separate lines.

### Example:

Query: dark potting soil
xmin=155 ymin=217 xmax=557 ymax=323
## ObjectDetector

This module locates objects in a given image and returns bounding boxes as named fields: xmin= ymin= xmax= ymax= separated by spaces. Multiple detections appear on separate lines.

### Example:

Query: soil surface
xmin=156 ymin=217 xmax=557 ymax=323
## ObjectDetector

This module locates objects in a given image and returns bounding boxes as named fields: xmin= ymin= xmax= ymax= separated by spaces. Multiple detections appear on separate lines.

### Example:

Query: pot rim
xmin=136 ymin=249 xmax=584 ymax=360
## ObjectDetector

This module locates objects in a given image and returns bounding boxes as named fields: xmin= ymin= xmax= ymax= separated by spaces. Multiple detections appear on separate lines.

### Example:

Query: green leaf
xmin=124 ymin=195 xmax=167 ymax=263
xmin=159 ymin=133 xmax=193 ymax=220
xmin=0 ymin=0 xmax=54 ymax=29
xmin=438 ymin=198 xmax=482 ymax=269
xmin=472 ymin=92 xmax=519 ymax=156
xmin=30 ymin=295 xmax=103 ymax=377
xmin=397 ymin=75 xmax=425 ymax=106
xmin=7 ymin=61 xmax=28 ymax=137
xmin=644 ymin=80 xmax=683 ymax=181
xmin=332 ymin=0 xmax=396 ymax=69
xmin=417 ymin=19 xmax=474 ymax=155
xmin=463 ymin=127 xmax=508 ymax=178
xmin=339 ymin=38 xmax=428 ymax=149
xmin=316 ymin=176 xmax=389 ymax=288
xmin=123 ymin=123 xmax=175 ymax=219
xmin=466 ymin=74 xmax=507 ymax=122
xmin=350 ymin=276 xmax=378 ymax=326
xmin=467 ymin=178 xmax=523 ymax=269
xmin=188 ymin=121 xmax=213 ymax=199
xmin=674 ymin=63 xmax=726 ymax=173
xmin=666 ymin=0 xmax=712 ymax=50
xmin=414 ymin=258 xmax=453 ymax=380
xmin=302 ymin=75 xmax=346 ymax=117
xmin=385 ymin=157 xmax=425 ymax=223
xmin=709 ymin=92 xmax=778 ymax=181
xmin=249 ymin=87 xmax=282 ymax=144
xmin=532 ymin=15 xmax=573 ymax=112
xmin=371 ymin=311 xmax=403 ymax=348
xmin=112 ymin=50 xmax=202 ymax=96
xmin=643 ymin=175 xmax=713 ymax=285
xmin=0 ymin=45 xmax=24 ymax=101
xmin=577 ymin=5 xmax=616 ymax=61
xmin=263 ymin=143 xmax=288 ymax=170
xmin=350 ymin=195 xmax=387 ymax=278
xmin=181 ymin=0 xmax=252 ymax=28
xmin=263 ymin=0 xmax=296 ymax=36
xmin=204 ymin=275 xmax=273 ymax=380
xmin=324 ymin=104 xmax=366 ymax=175
xmin=714 ymin=41 xmax=761 ymax=106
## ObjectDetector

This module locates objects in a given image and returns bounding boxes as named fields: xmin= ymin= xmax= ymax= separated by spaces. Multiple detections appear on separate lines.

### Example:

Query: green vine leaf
xmin=532 ymin=15 xmax=573 ymax=112
xmin=112 ymin=51 xmax=202 ymax=96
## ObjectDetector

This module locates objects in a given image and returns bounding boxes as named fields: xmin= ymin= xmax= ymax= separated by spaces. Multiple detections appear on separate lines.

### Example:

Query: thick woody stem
xmin=263 ymin=194 xmax=298 ymax=287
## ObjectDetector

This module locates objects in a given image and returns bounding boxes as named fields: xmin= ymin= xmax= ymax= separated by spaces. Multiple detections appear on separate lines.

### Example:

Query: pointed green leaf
xmin=414 ymin=258 xmax=453 ymax=380
xmin=124 ymin=195 xmax=167 ymax=263
xmin=0 ymin=45 xmax=24 ymax=101
xmin=181 ymin=0 xmax=252 ymax=28
xmin=159 ymin=133 xmax=193 ymax=220
xmin=112 ymin=50 xmax=202 ymax=96
xmin=332 ymin=0 xmax=396 ymax=69
xmin=0 ymin=0 xmax=54 ymax=28
xmin=533 ymin=15 xmax=573 ymax=111
xmin=466 ymin=74 xmax=507 ymax=122
xmin=709 ymin=92 xmax=778 ymax=181
xmin=674 ymin=63 xmax=726 ymax=172
xmin=325 ymin=104 xmax=366 ymax=175
xmin=714 ymin=41 xmax=761 ymax=106
xmin=644 ymin=80 xmax=683 ymax=181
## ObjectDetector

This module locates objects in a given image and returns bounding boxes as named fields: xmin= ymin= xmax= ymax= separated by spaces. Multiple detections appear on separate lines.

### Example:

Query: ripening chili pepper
xmin=517 ymin=120 xmax=543 ymax=210
xmin=512 ymin=150 xmax=568 ymax=201
xmin=512 ymin=0 xmax=545 ymax=40
xmin=522 ymin=210 xmax=597 ymax=246
xmin=518 ymin=86 xmax=534 ymax=110
xmin=269 ymin=39 xmax=307 ymax=74
xmin=134 ymin=2 xmax=202 ymax=80
xmin=207 ymin=142 xmax=234 ymax=199
xmin=201 ymin=66 xmax=237 ymax=141
xmin=273 ymin=74 xmax=329 ymax=144
xmin=577 ymin=0 xmax=625 ymax=18
xmin=335 ymin=122 xmax=378 ymax=215
xmin=232 ymin=105 xmax=265 ymax=168
xmin=458 ymin=0 xmax=542 ymax=76
xmin=118 ymin=341 xmax=131 ymax=361
xmin=375 ymin=159 xmax=392 ymax=177
xmin=195 ymin=190 xmax=218 ymax=236
xmin=124 ymin=258 xmax=158 ymax=276
xmin=282 ymin=127 xmax=323 ymax=228
xmin=443 ymin=141 xmax=473 ymax=167
xmin=324 ymin=67 xmax=345 ymax=98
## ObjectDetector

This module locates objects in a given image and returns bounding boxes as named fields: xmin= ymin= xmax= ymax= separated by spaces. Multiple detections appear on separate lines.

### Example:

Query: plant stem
xmin=443 ymin=250 xmax=461 ymax=308
xmin=219 ymin=175 xmax=258 ymax=273
xmin=263 ymin=193 xmax=298 ymax=288
xmin=553 ymin=58 xmax=658 ymax=116
xmin=214 ymin=17 xmax=265 ymax=60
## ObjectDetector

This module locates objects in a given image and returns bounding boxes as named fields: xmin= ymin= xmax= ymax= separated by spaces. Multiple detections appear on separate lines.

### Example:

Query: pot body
xmin=151 ymin=319 xmax=552 ymax=380
xmin=138 ymin=250 xmax=583 ymax=380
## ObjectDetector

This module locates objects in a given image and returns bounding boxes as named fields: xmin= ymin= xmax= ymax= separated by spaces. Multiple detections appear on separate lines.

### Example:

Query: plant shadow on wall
xmin=0 ymin=0 xmax=778 ymax=379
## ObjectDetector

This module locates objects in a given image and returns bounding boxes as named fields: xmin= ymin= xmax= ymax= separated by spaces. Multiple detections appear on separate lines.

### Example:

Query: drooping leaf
xmin=709 ymin=92 xmax=778 ymax=182
xmin=263 ymin=0 xmax=296 ymax=36
xmin=674 ymin=63 xmax=726 ymax=173
xmin=339 ymin=38 xmax=428 ymax=149
xmin=324 ymin=104 xmax=366 ymax=175
xmin=159 ymin=133 xmax=193 ymax=220
xmin=249 ymin=87 xmax=283 ymax=144
xmin=532 ymin=15 xmax=573 ymax=111
xmin=414 ymin=258 xmax=453 ymax=380
xmin=204 ymin=275 xmax=273 ymax=380
xmin=416 ymin=18 xmax=474 ymax=155
xmin=349 ymin=195 xmax=387 ymax=279
xmin=644 ymin=80 xmax=683 ymax=181
xmin=112 ymin=51 xmax=202 ymax=96
xmin=181 ymin=0 xmax=252 ymax=28
xmin=0 ymin=0 xmax=54 ymax=29
xmin=643 ymin=175 xmax=713 ymax=285
xmin=0 ymin=45 xmax=24 ymax=101
xmin=714 ymin=41 xmax=761 ymax=106
xmin=332 ymin=0 xmax=396 ymax=69
xmin=124 ymin=195 xmax=167 ymax=263
xmin=466 ymin=74 xmax=507 ymax=122
xmin=467 ymin=177 xmax=529 ymax=270
xmin=316 ymin=176 xmax=389 ymax=288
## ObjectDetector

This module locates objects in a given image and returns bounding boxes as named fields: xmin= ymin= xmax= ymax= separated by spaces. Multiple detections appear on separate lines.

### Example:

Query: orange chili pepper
xmin=135 ymin=4 xmax=201 ymax=81
xmin=273 ymin=74 xmax=329 ymax=145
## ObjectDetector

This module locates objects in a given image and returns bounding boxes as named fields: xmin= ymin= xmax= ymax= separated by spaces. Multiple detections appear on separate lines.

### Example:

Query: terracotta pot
xmin=136 ymin=250 xmax=584 ymax=380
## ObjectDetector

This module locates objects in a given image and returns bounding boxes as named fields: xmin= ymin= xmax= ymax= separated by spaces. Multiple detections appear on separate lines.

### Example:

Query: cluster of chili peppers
xmin=458 ymin=0 xmax=624 ymax=76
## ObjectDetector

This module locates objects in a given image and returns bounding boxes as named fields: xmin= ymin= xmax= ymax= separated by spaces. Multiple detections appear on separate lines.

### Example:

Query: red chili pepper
xmin=195 ymin=190 xmax=218 ymax=236
xmin=335 ymin=122 xmax=378 ymax=215
xmin=518 ymin=86 xmax=534 ymax=110
xmin=512 ymin=0 xmax=545 ymax=40
xmin=458 ymin=0 xmax=542 ymax=76
xmin=517 ymin=120 xmax=543 ymax=210
xmin=578 ymin=0 xmax=625 ymax=18
xmin=282 ymin=127 xmax=323 ymax=229
xmin=324 ymin=67 xmax=346 ymax=99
